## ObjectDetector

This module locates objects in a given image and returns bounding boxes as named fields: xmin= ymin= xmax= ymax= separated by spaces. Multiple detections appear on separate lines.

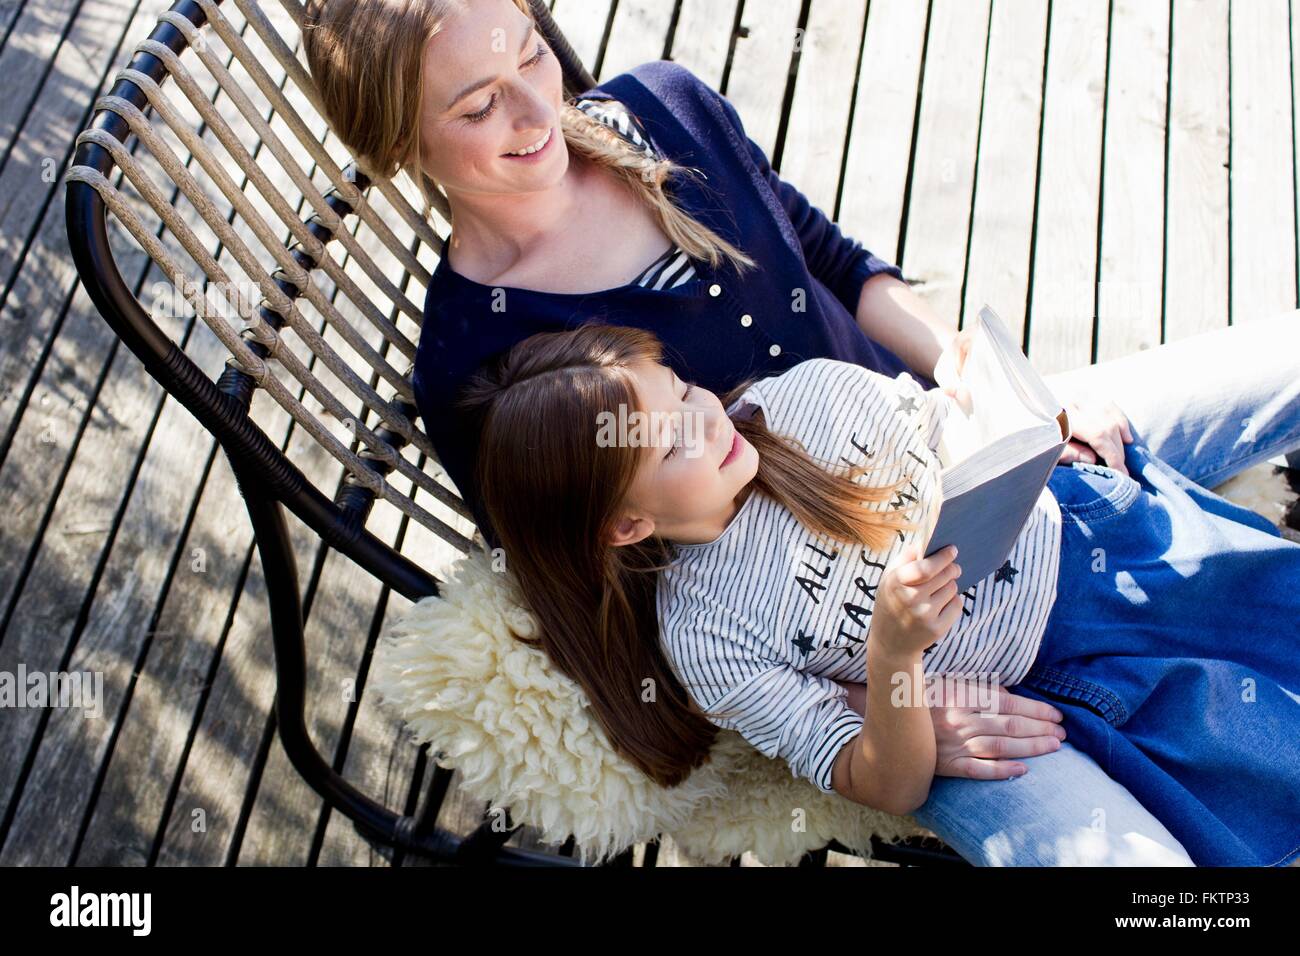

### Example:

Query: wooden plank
xmin=1024 ymin=0 xmax=1109 ymax=375
xmin=549 ymin=0 xmax=614 ymax=83
xmin=960 ymin=0 xmax=1048 ymax=339
xmin=0 ymin=0 xmax=240 ymax=857
xmin=152 ymin=342 xmax=353 ymax=866
xmin=1230 ymin=0 xmax=1296 ymax=322
xmin=234 ymin=455 xmax=396 ymax=864
xmin=774 ymin=0 xmax=868 ymax=214
xmin=0 ymin=5 xmax=248 ymax=665
xmin=0 ymin=0 xmax=173 ymax=477
xmin=1096 ymin=0 xmax=1169 ymax=362
xmin=597 ymin=0 xmax=674 ymax=80
xmin=1164 ymin=0 xmax=1229 ymax=343
xmin=0 ymin=0 xmax=235 ymax=620
xmin=150 ymin=316 xmax=357 ymax=871
xmin=721 ymin=0 xmax=803 ymax=158
xmin=667 ymin=0 xmax=739 ymax=89
xmin=827 ymin=849 xmax=873 ymax=867
xmin=0 ymin=0 xmax=81 ymax=160
xmin=312 ymin=546 xmax=429 ymax=865
xmin=651 ymin=834 xmax=701 ymax=866
xmin=152 ymin=524 xmax=322 ymax=864
xmin=893 ymin=0 xmax=990 ymax=326
xmin=0 ymin=0 xmax=35 ymax=60
xmin=71 ymin=392 xmax=291 ymax=867
xmin=234 ymin=311 xmax=414 ymax=864
xmin=838 ymin=0 xmax=929 ymax=268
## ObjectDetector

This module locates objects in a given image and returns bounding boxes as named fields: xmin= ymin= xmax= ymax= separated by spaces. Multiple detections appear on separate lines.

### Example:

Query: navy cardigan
xmin=413 ymin=60 xmax=933 ymax=549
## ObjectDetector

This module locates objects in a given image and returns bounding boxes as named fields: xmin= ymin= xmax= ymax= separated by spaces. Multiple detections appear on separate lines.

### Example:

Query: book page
xmin=932 ymin=323 xmax=1047 ymax=468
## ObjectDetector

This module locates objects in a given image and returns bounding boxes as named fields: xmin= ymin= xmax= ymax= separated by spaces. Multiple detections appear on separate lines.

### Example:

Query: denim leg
xmin=1041 ymin=309 xmax=1300 ymax=488
xmin=908 ymin=741 xmax=1195 ymax=866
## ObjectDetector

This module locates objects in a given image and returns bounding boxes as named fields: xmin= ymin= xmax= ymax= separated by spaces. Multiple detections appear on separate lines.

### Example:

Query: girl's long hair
xmin=301 ymin=0 xmax=757 ymax=274
xmin=457 ymin=324 xmax=926 ymax=788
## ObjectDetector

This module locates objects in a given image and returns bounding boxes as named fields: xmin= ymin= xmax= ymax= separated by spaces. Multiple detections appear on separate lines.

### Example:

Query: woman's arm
xmin=854 ymin=274 xmax=956 ymax=381
xmin=693 ymin=65 xmax=958 ymax=380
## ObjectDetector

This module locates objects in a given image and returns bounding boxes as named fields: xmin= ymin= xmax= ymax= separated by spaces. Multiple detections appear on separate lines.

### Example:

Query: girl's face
xmin=416 ymin=0 xmax=569 ymax=197
xmin=608 ymin=360 xmax=760 ymax=548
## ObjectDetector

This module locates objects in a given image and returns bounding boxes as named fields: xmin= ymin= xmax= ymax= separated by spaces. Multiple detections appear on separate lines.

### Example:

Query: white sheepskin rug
xmin=368 ymin=544 xmax=929 ymax=867
xmin=370 ymin=462 xmax=1296 ymax=867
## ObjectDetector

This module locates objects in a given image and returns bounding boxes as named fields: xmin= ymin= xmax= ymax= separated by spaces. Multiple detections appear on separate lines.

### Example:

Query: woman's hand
xmin=834 ymin=676 xmax=1070 ymax=779
xmin=926 ymin=677 xmax=1068 ymax=779
xmin=1056 ymin=396 xmax=1135 ymax=476
xmin=938 ymin=328 xmax=975 ymax=412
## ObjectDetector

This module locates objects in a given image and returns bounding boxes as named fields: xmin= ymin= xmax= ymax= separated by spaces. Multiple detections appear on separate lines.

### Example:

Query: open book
xmin=917 ymin=305 xmax=1071 ymax=591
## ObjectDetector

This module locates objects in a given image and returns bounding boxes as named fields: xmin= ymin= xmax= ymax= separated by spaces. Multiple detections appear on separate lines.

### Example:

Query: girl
xmin=457 ymin=322 xmax=1300 ymax=867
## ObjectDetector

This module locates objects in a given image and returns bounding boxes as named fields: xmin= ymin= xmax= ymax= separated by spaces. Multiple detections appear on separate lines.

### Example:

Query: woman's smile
xmin=502 ymin=126 xmax=555 ymax=160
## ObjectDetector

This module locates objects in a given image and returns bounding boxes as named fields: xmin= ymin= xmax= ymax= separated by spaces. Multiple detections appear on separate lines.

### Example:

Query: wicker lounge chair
xmin=64 ymin=0 xmax=966 ymax=867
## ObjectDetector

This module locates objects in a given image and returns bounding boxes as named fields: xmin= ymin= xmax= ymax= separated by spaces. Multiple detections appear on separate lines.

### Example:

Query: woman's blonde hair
xmin=302 ymin=0 xmax=757 ymax=274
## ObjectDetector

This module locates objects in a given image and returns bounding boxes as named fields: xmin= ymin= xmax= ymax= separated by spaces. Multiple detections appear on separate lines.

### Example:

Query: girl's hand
xmin=1057 ymin=396 xmax=1135 ymax=476
xmin=927 ymin=678 xmax=1069 ymax=779
xmin=875 ymin=542 xmax=964 ymax=657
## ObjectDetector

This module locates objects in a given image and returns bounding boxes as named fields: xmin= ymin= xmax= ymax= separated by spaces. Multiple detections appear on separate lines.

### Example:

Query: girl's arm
xmin=830 ymin=542 xmax=963 ymax=814
xmin=832 ymin=644 xmax=935 ymax=815
xmin=854 ymin=274 xmax=956 ymax=382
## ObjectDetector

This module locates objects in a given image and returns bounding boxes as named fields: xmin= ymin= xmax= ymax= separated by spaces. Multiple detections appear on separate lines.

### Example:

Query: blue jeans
xmin=909 ymin=309 xmax=1300 ymax=866
xmin=1017 ymin=444 xmax=1300 ymax=866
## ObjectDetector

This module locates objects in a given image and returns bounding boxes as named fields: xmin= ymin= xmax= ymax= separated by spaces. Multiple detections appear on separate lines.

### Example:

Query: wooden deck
xmin=0 ymin=0 xmax=1297 ymax=867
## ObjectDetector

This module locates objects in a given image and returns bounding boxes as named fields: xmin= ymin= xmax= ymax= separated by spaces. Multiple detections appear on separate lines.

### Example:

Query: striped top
xmin=655 ymin=358 xmax=1064 ymax=794
xmin=573 ymin=96 xmax=698 ymax=288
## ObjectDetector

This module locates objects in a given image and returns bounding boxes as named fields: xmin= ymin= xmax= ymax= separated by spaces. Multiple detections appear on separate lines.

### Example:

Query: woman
xmin=302 ymin=0 xmax=1300 ymax=865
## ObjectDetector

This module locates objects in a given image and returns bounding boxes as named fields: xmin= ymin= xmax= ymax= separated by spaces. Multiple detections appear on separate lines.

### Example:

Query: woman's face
xmin=416 ymin=0 xmax=569 ymax=196
xmin=609 ymin=360 xmax=759 ymax=548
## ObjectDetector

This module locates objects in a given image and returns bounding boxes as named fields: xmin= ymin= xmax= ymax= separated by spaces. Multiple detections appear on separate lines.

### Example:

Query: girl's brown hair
xmin=301 ymin=0 xmax=757 ymax=274
xmin=456 ymin=324 xmax=925 ymax=788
